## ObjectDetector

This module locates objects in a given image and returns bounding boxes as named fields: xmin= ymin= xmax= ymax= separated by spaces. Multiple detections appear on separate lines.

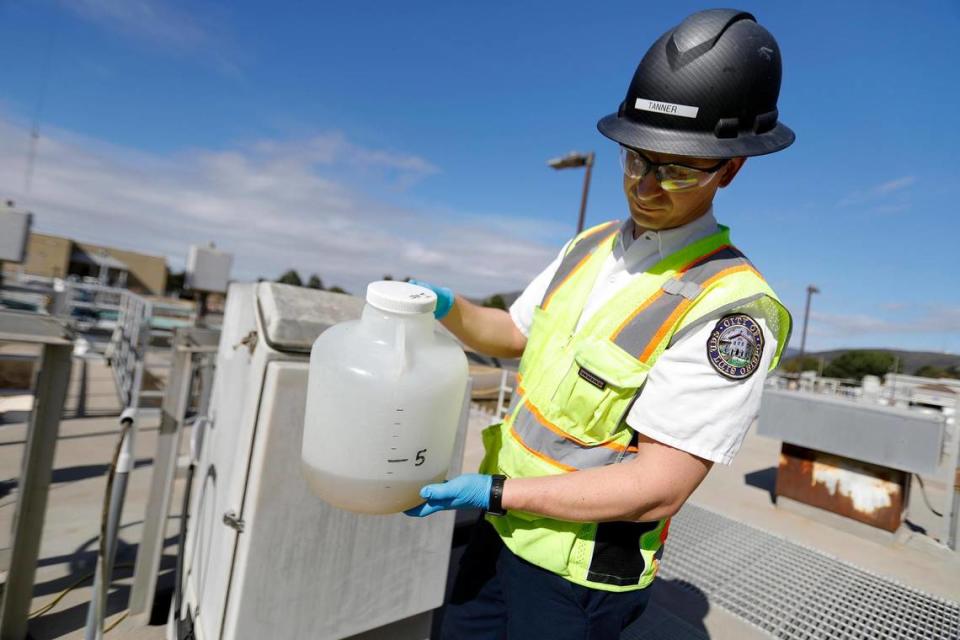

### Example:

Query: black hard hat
xmin=597 ymin=9 xmax=794 ymax=158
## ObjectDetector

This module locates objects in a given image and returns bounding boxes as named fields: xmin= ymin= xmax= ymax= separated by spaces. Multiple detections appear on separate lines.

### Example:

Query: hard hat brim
xmin=597 ymin=113 xmax=795 ymax=159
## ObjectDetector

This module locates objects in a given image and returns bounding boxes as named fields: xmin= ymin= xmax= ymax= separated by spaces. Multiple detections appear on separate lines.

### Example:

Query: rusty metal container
xmin=776 ymin=443 xmax=908 ymax=532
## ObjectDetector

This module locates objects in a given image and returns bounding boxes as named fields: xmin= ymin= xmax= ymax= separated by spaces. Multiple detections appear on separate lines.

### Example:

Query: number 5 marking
xmin=415 ymin=449 xmax=427 ymax=466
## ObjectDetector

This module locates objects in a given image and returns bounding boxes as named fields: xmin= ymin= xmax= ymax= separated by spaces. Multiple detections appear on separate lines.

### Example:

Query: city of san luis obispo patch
xmin=706 ymin=314 xmax=764 ymax=380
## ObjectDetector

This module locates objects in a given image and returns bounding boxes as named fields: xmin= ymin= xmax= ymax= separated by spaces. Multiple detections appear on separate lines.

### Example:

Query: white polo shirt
xmin=509 ymin=210 xmax=777 ymax=465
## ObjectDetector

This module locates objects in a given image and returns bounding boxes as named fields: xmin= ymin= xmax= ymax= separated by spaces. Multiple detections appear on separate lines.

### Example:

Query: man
xmin=406 ymin=9 xmax=794 ymax=639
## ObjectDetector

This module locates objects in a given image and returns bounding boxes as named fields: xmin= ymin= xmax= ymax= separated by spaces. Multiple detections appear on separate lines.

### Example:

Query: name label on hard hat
xmin=635 ymin=98 xmax=699 ymax=119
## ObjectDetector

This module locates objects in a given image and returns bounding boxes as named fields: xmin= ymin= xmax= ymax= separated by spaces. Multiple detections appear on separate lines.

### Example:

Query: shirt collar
xmin=617 ymin=207 xmax=719 ymax=265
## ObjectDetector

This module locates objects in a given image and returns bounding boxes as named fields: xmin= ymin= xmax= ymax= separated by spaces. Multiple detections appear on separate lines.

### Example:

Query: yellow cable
xmin=103 ymin=610 xmax=128 ymax=633
xmin=27 ymin=562 xmax=134 ymax=619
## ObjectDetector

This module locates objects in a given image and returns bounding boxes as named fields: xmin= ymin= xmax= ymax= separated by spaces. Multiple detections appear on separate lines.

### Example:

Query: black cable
xmin=914 ymin=474 xmax=943 ymax=518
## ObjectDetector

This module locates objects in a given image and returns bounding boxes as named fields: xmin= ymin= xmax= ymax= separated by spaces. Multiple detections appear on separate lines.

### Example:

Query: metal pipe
xmin=575 ymin=153 xmax=595 ymax=235
xmin=83 ymin=410 xmax=136 ymax=640
xmin=798 ymin=284 xmax=819 ymax=358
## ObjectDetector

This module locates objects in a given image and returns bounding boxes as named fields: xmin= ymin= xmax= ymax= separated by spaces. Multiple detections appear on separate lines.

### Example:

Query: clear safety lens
xmin=619 ymin=146 xmax=724 ymax=192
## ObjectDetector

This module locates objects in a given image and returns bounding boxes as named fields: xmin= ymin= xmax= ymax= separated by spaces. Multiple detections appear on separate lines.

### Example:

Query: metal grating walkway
xmin=653 ymin=504 xmax=960 ymax=640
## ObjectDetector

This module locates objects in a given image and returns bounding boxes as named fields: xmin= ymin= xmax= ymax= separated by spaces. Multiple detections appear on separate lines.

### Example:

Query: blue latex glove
xmin=407 ymin=279 xmax=454 ymax=320
xmin=404 ymin=473 xmax=492 ymax=517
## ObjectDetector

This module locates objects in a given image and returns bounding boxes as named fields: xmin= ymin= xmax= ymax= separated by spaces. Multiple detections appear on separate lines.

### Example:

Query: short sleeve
xmin=624 ymin=299 xmax=779 ymax=465
xmin=508 ymin=241 xmax=570 ymax=337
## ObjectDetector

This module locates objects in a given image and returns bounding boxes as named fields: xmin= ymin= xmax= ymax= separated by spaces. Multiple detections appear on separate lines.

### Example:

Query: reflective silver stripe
xmin=511 ymin=402 xmax=636 ymax=470
xmin=667 ymin=293 xmax=766 ymax=346
xmin=613 ymin=247 xmax=752 ymax=356
xmin=540 ymin=222 xmax=618 ymax=307
xmin=661 ymin=278 xmax=702 ymax=299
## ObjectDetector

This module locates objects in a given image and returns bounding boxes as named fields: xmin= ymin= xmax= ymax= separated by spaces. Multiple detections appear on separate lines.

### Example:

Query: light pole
xmin=548 ymin=151 xmax=595 ymax=235
xmin=799 ymin=284 xmax=820 ymax=359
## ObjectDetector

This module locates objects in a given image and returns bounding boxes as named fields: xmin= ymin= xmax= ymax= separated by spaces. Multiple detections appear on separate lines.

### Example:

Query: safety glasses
xmin=619 ymin=146 xmax=728 ymax=192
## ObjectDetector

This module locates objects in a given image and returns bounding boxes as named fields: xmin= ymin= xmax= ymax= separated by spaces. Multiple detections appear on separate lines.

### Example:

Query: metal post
xmin=798 ymin=284 xmax=819 ymax=358
xmin=575 ymin=153 xmax=595 ymax=235
xmin=945 ymin=397 xmax=960 ymax=551
xmin=83 ymin=411 xmax=134 ymax=640
xmin=0 ymin=341 xmax=73 ymax=640
xmin=127 ymin=342 xmax=194 ymax=622
xmin=495 ymin=369 xmax=508 ymax=418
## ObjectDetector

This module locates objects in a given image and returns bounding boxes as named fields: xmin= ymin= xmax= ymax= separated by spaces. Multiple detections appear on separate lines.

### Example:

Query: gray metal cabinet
xmin=178 ymin=283 xmax=465 ymax=640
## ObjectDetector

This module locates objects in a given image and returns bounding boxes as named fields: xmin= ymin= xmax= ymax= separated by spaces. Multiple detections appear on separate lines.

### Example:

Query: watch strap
xmin=488 ymin=474 xmax=507 ymax=516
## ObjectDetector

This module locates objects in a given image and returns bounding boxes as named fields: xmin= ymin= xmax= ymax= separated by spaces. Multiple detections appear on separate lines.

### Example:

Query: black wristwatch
xmin=487 ymin=474 xmax=507 ymax=516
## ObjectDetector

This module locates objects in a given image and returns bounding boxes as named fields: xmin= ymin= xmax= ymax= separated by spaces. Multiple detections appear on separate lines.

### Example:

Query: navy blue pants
xmin=441 ymin=519 xmax=651 ymax=639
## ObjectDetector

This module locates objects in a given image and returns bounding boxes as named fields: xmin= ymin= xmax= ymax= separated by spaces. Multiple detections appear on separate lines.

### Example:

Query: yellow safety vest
xmin=478 ymin=220 xmax=792 ymax=591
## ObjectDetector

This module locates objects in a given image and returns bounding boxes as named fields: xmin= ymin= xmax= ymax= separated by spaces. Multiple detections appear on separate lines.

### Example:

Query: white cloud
xmin=810 ymin=306 xmax=960 ymax=336
xmin=64 ymin=0 xmax=210 ymax=51
xmin=874 ymin=176 xmax=915 ymax=194
xmin=0 ymin=112 xmax=558 ymax=297
xmin=57 ymin=0 xmax=240 ymax=74
xmin=837 ymin=175 xmax=916 ymax=208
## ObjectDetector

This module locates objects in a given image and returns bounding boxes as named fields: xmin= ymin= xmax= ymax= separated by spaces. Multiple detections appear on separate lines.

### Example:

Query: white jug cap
xmin=366 ymin=280 xmax=437 ymax=315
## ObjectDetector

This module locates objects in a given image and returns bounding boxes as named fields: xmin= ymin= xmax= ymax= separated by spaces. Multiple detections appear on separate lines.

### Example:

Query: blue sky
xmin=1 ymin=1 xmax=958 ymax=353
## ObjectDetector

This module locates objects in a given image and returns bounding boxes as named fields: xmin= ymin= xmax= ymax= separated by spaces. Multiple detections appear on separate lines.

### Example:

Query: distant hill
xmin=782 ymin=348 xmax=960 ymax=376
xmin=467 ymin=290 xmax=523 ymax=308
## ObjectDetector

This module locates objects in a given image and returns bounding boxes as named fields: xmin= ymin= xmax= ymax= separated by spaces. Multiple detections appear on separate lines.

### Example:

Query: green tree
xmin=482 ymin=294 xmax=507 ymax=310
xmin=277 ymin=269 xmax=303 ymax=286
xmin=822 ymin=350 xmax=900 ymax=380
xmin=382 ymin=274 xmax=394 ymax=281
xmin=781 ymin=355 xmax=821 ymax=374
xmin=306 ymin=274 xmax=324 ymax=289
xmin=914 ymin=365 xmax=960 ymax=380
xmin=327 ymin=285 xmax=348 ymax=294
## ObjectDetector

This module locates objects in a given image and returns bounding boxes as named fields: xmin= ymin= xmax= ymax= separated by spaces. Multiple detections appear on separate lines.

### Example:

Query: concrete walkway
xmin=1 ymin=379 xmax=956 ymax=639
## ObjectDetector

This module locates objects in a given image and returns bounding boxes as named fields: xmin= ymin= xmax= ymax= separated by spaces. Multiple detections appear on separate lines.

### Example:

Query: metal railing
xmin=108 ymin=292 xmax=154 ymax=411
xmin=0 ymin=310 xmax=74 ymax=640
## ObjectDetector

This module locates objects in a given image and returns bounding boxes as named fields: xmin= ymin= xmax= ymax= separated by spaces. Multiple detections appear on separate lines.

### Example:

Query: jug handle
xmin=394 ymin=322 xmax=409 ymax=375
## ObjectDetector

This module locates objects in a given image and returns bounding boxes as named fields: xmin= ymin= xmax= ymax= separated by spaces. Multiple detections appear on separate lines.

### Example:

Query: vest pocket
xmin=550 ymin=339 xmax=651 ymax=441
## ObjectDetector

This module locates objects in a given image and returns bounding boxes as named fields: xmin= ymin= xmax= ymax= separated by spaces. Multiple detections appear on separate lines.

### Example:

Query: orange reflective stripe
xmin=699 ymin=263 xmax=760 ymax=289
xmin=525 ymin=398 xmax=633 ymax=453
xmin=678 ymin=244 xmax=733 ymax=274
xmin=610 ymin=245 xmax=732 ymax=342
xmin=610 ymin=289 xmax=665 ymax=342
xmin=542 ymin=229 xmax=618 ymax=310
xmin=638 ymin=298 xmax=693 ymax=361
xmin=509 ymin=426 xmax=578 ymax=472
xmin=635 ymin=264 xmax=759 ymax=360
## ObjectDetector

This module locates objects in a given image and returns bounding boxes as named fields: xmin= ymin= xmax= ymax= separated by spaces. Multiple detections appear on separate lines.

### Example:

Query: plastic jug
xmin=301 ymin=281 xmax=469 ymax=514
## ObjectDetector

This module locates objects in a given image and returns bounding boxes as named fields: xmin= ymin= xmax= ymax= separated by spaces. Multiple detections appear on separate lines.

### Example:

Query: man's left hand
xmin=404 ymin=474 xmax=492 ymax=517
